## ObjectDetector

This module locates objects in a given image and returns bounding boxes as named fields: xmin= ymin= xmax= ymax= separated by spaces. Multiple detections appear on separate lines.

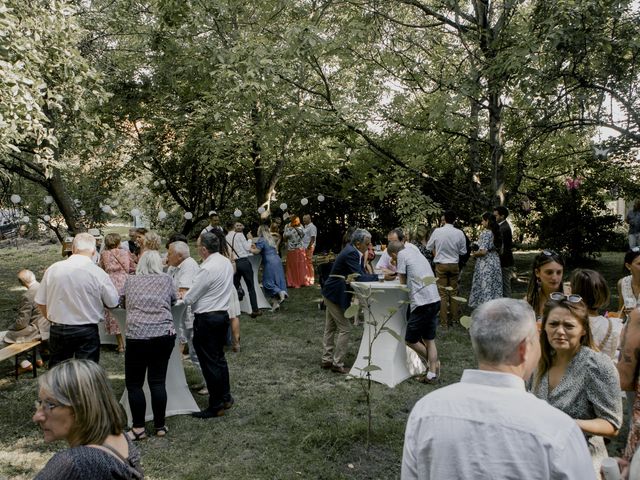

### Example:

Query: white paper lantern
xmin=79 ymin=210 xmax=86 ymax=216
xmin=257 ymin=206 xmax=265 ymax=214
xmin=234 ymin=209 xmax=242 ymax=218
xmin=279 ymin=203 xmax=287 ymax=211
xmin=300 ymin=198 xmax=308 ymax=206
xmin=44 ymin=195 xmax=53 ymax=204
xmin=130 ymin=208 xmax=141 ymax=217
xmin=160 ymin=179 xmax=166 ymax=185
xmin=43 ymin=215 xmax=51 ymax=222
xmin=10 ymin=194 xmax=21 ymax=204
xmin=317 ymin=194 xmax=325 ymax=202
xmin=74 ymin=198 xmax=81 ymax=206
xmin=158 ymin=210 xmax=167 ymax=220
xmin=153 ymin=180 xmax=160 ymax=187
xmin=101 ymin=205 xmax=111 ymax=214
xmin=184 ymin=212 xmax=193 ymax=220
xmin=21 ymin=216 xmax=30 ymax=223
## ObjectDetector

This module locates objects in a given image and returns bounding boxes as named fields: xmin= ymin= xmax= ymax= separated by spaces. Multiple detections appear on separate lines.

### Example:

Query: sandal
xmin=155 ymin=426 xmax=168 ymax=437
xmin=126 ymin=428 xmax=147 ymax=442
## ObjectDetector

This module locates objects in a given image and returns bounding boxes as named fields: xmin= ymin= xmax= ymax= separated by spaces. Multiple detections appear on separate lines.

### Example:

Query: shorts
xmin=405 ymin=301 xmax=440 ymax=343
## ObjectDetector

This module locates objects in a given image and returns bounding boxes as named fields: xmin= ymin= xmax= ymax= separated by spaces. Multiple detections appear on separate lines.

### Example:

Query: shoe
xmin=419 ymin=361 xmax=441 ymax=384
xmin=250 ymin=311 xmax=262 ymax=318
xmin=155 ymin=426 xmax=168 ymax=437
xmin=126 ymin=428 xmax=147 ymax=441
xmin=191 ymin=382 xmax=205 ymax=390
xmin=321 ymin=361 xmax=333 ymax=370
xmin=278 ymin=291 xmax=287 ymax=302
xmin=191 ymin=409 xmax=225 ymax=419
xmin=223 ymin=397 xmax=235 ymax=410
xmin=18 ymin=364 xmax=33 ymax=375
xmin=331 ymin=365 xmax=350 ymax=374
xmin=35 ymin=359 xmax=44 ymax=368
xmin=197 ymin=387 xmax=209 ymax=395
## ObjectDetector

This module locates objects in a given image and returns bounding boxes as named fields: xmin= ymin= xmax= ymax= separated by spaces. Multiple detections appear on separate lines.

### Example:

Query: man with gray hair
xmin=402 ymin=298 xmax=595 ymax=479
xmin=321 ymin=228 xmax=378 ymax=374
xmin=35 ymin=233 xmax=119 ymax=366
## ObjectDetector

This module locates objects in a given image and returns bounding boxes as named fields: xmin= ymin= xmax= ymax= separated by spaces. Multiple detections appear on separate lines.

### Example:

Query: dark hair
xmin=525 ymin=250 xmax=565 ymax=314
xmin=443 ymin=210 xmax=457 ymax=224
xmin=623 ymin=249 xmax=640 ymax=273
xmin=200 ymin=232 xmax=220 ymax=254
xmin=534 ymin=298 xmax=594 ymax=389
xmin=166 ymin=233 xmax=188 ymax=249
xmin=104 ymin=233 xmax=121 ymax=250
xmin=135 ymin=227 xmax=148 ymax=235
xmin=212 ymin=229 xmax=230 ymax=258
xmin=570 ymin=269 xmax=610 ymax=311
xmin=482 ymin=212 xmax=502 ymax=251
xmin=342 ymin=226 xmax=356 ymax=248
xmin=388 ymin=228 xmax=405 ymax=242
xmin=493 ymin=206 xmax=509 ymax=218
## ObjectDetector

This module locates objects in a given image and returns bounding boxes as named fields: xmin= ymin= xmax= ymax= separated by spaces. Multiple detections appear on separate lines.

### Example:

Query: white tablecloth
xmin=112 ymin=305 xmax=200 ymax=426
xmin=239 ymin=254 xmax=271 ymax=313
xmin=98 ymin=321 xmax=117 ymax=346
xmin=349 ymin=281 xmax=425 ymax=387
xmin=370 ymin=250 xmax=384 ymax=269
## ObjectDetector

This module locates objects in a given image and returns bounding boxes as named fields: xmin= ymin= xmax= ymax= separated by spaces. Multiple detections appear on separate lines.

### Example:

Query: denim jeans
xmin=49 ymin=324 xmax=100 ymax=367
xmin=193 ymin=311 xmax=231 ymax=412
xmin=125 ymin=335 xmax=175 ymax=429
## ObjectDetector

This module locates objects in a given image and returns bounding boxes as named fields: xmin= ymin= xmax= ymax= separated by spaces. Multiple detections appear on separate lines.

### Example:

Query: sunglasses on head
xmin=549 ymin=292 xmax=582 ymax=303
xmin=631 ymin=247 xmax=640 ymax=253
xmin=542 ymin=250 xmax=559 ymax=257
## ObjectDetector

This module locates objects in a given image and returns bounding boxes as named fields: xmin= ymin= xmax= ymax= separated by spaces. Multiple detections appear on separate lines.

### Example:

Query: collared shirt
xmin=183 ymin=253 xmax=234 ymax=314
xmin=425 ymin=224 xmax=467 ymax=264
xmin=302 ymin=222 xmax=317 ymax=249
xmin=35 ymin=254 xmax=119 ymax=325
xmin=167 ymin=257 xmax=200 ymax=290
xmin=201 ymin=225 xmax=224 ymax=236
xmin=402 ymin=369 xmax=595 ymax=480
xmin=225 ymin=231 xmax=252 ymax=259
xmin=377 ymin=242 xmax=419 ymax=272
xmin=123 ymin=274 xmax=177 ymax=339
xmin=397 ymin=246 xmax=439 ymax=310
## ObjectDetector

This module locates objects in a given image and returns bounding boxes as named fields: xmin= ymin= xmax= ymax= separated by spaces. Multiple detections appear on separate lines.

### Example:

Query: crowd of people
xmin=6 ymin=206 xmax=640 ymax=478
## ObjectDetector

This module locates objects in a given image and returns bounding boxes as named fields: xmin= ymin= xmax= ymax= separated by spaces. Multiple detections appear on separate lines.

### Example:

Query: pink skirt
xmin=286 ymin=248 xmax=308 ymax=288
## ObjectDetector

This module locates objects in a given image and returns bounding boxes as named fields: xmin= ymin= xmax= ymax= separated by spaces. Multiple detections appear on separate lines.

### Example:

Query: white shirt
xmin=402 ymin=370 xmax=595 ymax=480
xmin=225 ymin=231 xmax=252 ymax=259
xmin=378 ymin=243 xmax=419 ymax=272
xmin=167 ymin=257 xmax=200 ymax=290
xmin=397 ymin=246 xmax=439 ymax=310
xmin=35 ymin=254 xmax=119 ymax=325
xmin=183 ymin=253 xmax=234 ymax=314
xmin=589 ymin=315 xmax=623 ymax=361
xmin=425 ymin=224 xmax=466 ymax=264
xmin=302 ymin=222 xmax=317 ymax=249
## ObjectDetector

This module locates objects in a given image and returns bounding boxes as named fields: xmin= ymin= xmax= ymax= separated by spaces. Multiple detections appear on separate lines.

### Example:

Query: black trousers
xmin=49 ymin=324 xmax=100 ymax=367
xmin=125 ymin=335 xmax=175 ymax=429
xmin=193 ymin=311 xmax=231 ymax=412
xmin=234 ymin=257 xmax=258 ymax=312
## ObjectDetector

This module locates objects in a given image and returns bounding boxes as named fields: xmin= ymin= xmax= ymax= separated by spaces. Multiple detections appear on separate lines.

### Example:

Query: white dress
xmin=228 ymin=287 xmax=241 ymax=318
xmin=589 ymin=315 xmax=622 ymax=361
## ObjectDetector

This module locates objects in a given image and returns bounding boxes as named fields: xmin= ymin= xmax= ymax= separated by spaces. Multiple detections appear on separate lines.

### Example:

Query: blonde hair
xmin=136 ymin=250 xmax=164 ymax=274
xmin=72 ymin=233 xmax=96 ymax=253
xmin=258 ymin=224 xmax=275 ymax=247
xmin=143 ymin=231 xmax=161 ymax=251
xmin=38 ymin=359 xmax=125 ymax=446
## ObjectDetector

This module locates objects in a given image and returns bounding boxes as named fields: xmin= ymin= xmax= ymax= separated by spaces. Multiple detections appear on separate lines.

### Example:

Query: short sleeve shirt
xmin=397 ymin=246 xmax=440 ymax=310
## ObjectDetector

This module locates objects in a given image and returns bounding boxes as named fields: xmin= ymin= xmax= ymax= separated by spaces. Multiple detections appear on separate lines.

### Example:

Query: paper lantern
xmin=101 ymin=205 xmax=111 ymax=213
xmin=130 ymin=208 xmax=141 ymax=217
xmin=257 ymin=206 xmax=265 ymax=214
xmin=79 ymin=210 xmax=86 ymax=216
xmin=184 ymin=212 xmax=193 ymax=220
xmin=160 ymin=179 xmax=166 ymax=185
xmin=44 ymin=195 xmax=53 ymax=204
xmin=21 ymin=216 xmax=29 ymax=223
xmin=43 ymin=215 xmax=51 ymax=222
xmin=300 ymin=198 xmax=308 ymax=206
xmin=74 ymin=198 xmax=81 ymax=206
xmin=234 ymin=209 xmax=242 ymax=218
xmin=153 ymin=180 xmax=160 ymax=187
xmin=317 ymin=194 xmax=325 ymax=202
xmin=279 ymin=203 xmax=287 ymax=211
xmin=10 ymin=194 xmax=21 ymax=204
xmin=158 ymin=210 xmax=167 ymax=220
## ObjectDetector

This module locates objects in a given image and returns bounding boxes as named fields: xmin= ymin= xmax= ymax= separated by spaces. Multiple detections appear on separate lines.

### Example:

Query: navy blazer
xmin=322 ymin=244 xmax=378 ymax=310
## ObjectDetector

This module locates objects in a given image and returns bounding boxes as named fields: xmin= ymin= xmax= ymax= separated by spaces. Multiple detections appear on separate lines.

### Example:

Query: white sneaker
xmin=197 ymin=387 xmax=209 ymax=395
xmin=278 ymin=291 xmax=287 ymax=302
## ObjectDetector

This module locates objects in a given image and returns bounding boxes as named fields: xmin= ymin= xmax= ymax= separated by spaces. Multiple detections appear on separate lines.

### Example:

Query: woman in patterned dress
xmin=468 ymin=212 xmax=503 ymax=308
xmin=283 ymin=215 xmax=308 ymax=288
xmin=532 ymin=296 xmax=622 ymax=478
xmin=99 ymin=233 xmax=133 ymax=353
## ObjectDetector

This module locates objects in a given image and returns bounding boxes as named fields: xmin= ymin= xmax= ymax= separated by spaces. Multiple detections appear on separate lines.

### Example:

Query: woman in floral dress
xmin=468 ymin=212 xmax=503 ymax=308
xmin=99 ymin=233 xmax=134 ymax=352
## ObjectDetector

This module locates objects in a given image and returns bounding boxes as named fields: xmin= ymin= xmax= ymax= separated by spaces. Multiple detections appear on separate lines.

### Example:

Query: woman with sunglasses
xmin=33 ymin=359 xmax=144 ymax=479
xmin=532 ymin=294 xmax=622 ymax=477
xmin=525 ymin=250 xmax=565 ymax=320
xmin=617 ymin=248 xmax=640 ymax=317
xmin=570 ymin=269 xmax=622 ymax=361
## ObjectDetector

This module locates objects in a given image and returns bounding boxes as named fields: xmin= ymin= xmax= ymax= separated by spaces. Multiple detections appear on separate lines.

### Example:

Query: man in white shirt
xmin=167 ymin=241 xmax=203 ymax=387
xmin=425 ymin=211 xmax=467 ymax=326
xmin=201 ymin=211 xmax=224 ymax=236
xmin=387 ymin=241 xmax=441 ymax=383
xmin=35 ymin=233 xmax=119 ymax=366
xmin=183 ymin=232 xmax=235 ymax=419
xmin=377 ymin=229 xmax=420 ymax=278
xmin=302 ymin=214 xmax=317 ymax=285
xmin=401 ymin=298 xmax=595 ymax=480
xmin=226 ymin=221 xmax=261 ymax=317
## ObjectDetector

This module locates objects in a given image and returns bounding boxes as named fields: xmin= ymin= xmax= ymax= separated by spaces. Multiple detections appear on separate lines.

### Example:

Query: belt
xmin=194 ymin=311 xmax=227 ymax=316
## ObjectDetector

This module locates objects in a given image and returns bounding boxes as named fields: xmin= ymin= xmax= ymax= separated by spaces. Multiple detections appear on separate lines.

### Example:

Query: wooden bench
xmin=0 ymin=341 xmax=41 ymax=379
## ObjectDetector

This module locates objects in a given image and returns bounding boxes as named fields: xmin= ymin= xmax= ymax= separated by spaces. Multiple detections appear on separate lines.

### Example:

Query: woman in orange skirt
xmin=283 ymin=215 xmax=308 ymax=288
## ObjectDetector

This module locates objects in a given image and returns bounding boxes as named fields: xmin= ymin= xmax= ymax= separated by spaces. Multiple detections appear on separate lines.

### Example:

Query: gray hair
xmin=170 ymin=241 xmax=190 ymax=259
xmin=72 ymin=233 xmax=96 ymax=253
xmin=136 ymin=250 xmax=164 ymax=275
xmin=470 ymin=298 xmax=537 ymax=365
xmin=350 ymin=228 xmax=372 ymax=246
xmin=17 ymin=269 xmax=36 ymax=285
xmin=200 ymin=232 xmax=220 ymax=254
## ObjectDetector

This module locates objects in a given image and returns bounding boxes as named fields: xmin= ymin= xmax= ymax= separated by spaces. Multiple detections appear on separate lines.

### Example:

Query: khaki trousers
xmin=321 ymin=297 xmax=351 ymax=367
xmin=435 ymin=263 xmax=460 ymax=325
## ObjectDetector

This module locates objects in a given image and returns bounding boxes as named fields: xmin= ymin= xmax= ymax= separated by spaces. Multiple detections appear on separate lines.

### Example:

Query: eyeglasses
xmin=542 ymin=250 xmax=559 ymax=257
xmin=34 ymin=399 xmax=63 ymax=412
xmin=549 ymin=292 xmax=583 ymax=303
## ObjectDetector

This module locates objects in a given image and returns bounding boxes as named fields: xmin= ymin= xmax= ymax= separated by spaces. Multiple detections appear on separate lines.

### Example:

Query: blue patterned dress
xmin=256 ymin=238 xmax=287 ymax=298
xmin=468 ymin=230 xmax=503 ymax=307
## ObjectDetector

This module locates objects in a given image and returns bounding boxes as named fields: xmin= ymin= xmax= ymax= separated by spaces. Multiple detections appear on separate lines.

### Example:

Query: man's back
xmin=426 ymin=224 xmax=466 ymax=264
xmin=402 ymin=370 xmax=595 ymax=480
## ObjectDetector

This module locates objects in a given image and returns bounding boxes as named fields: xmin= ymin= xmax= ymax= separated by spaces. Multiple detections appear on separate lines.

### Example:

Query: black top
xmin=497 ymin=220 xmax=514 ymax=267
xmin=35 ymin=438 xmax=144 ymax=480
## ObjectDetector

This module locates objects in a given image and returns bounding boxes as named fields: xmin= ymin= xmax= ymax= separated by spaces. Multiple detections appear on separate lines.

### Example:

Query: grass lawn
xmin=0 ymin=244 xmax=630 ymax=479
